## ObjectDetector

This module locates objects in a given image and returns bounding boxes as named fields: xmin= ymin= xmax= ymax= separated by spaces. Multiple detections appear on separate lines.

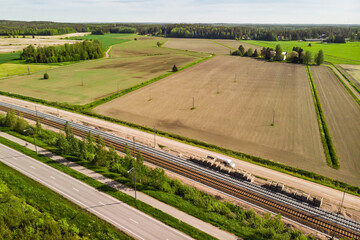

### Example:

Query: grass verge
xmin=305 ymin=65 xmax=339 ymax=169
xmin=0 ymin=133 xmax=216 ymax=240
xmin=0 ymin=145 xmax=132 ymax=239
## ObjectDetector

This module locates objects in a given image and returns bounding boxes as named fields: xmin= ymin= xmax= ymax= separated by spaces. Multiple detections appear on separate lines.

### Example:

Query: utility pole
xmin=27 ymin=66 xmax=30 ymax=75
xmin=192 ymin=96 xmax=195 ymax=109
xmin=24 ymin=128 xmax=38 ymax=154
xmin=153 ymin=124 xmax=156 ymax=148
xmin=331 ymin=185 xmax=347 ymax=240
xmin=272 ymin=109 xmax=275 ymax=126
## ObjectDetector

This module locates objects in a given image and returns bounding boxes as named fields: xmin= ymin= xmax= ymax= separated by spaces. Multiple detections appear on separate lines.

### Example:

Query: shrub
xmin=172 ymin=65 xmax=178 ymax=72
xmin=43 ymin=73 xmax=49 ymax=79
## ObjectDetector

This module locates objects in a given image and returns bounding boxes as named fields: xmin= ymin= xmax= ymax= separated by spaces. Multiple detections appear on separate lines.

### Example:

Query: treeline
xmin=136 ymin=24 xmax=360 ymax=41
xmin=1 ymin=20 xmax=360 ymax=41
xmin=21 ymin=40 xmax=104 ymax=63
xmin=232 ymin=44 xmax=324 ymax=65
xmin=0 ymin=111 xmax=317 ymax=240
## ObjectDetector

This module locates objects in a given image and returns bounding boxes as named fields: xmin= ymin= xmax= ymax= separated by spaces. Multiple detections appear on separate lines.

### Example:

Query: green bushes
xmin=306 ymin=66 xmax=339 ymax=169
xmin=43 ymin=72 xmax=49 ymax=79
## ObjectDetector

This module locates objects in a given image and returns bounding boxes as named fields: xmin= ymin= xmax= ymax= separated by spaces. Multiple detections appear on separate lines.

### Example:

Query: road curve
xmin=0 ymin=143 xmax=193 ymax=240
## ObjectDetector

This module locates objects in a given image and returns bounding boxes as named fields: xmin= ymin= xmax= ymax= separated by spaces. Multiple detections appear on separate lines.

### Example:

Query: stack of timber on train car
xmin=189 ymin=156 xmax=255 ymax=182
xmin=264 ymin=181 xmax=323 ymax=207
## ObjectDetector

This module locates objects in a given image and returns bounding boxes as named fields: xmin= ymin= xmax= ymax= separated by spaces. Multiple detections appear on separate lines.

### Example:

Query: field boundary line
xmin=210 ymin=40 xmax=237 ymax=51
xmin=305 ymin=65 xmax=339 ymax=169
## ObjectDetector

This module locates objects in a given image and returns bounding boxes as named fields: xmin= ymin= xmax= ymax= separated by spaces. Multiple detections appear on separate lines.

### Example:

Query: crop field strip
xmin=310 ymin=66 xmax=360 ymax=185
xmin=1 ymin=102 xmax=359 ymax=240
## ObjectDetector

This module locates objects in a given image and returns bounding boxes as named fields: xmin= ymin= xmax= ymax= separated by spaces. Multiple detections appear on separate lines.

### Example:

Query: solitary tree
xmin=303 ymin=51 xmax=312 ymax=65
xmin=246 ymin=48 xmax=253 ymax=57
xmin=288 ymin=51 xmax=299 ymax=63
xmin=43 ymin=72 xmax=49 ymax=79
xmin=238 ymin=45 xmax=245 ymax=56
xmin=252 ymin=49 xmax=259 ymax=58
xmin=315 ymin=50 xmax=324 ymax=65
xmin=274 ymin=44 xmax=283 ymax=61
xmin=172 ymin=65 xmax=178 ymax=72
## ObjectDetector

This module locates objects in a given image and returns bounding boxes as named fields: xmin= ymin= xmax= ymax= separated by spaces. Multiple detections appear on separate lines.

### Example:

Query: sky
xmin=1 ymin=0 xmax=359 ymax=24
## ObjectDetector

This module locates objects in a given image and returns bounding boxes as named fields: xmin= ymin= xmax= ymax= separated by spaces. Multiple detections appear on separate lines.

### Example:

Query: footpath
xmin=0 ymin=131 xmax=239 ymax=240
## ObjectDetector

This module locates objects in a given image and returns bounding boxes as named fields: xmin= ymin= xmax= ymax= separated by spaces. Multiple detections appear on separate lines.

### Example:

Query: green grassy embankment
xmin=305 ymin=65 xmax=339 ymax=169
xmin=0 ymin=144 xmax=132 ymax=239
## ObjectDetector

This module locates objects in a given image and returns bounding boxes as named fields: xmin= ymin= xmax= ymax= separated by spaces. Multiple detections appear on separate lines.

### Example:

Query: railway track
xmin=1 ymin=101 xmax=359 ymax=240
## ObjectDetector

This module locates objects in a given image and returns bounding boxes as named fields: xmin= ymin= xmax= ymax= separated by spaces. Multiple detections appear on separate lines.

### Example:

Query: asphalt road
xmin=0 ymin=143 xmax=193 ymax=240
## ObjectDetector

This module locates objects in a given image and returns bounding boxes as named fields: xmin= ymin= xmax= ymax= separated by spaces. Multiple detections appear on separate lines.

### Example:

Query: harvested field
xmin=94 ymin=56 xmax=334 ymax=179
xmin=111 ymin=37 xmax=207 ymax=58
xmin=163 ymin=38 xmax=232 ymax=55
xmin=212 ymin=39 xmax=262 ymax=52
xmin=310 ymin=66 xmax=360 ymax=186
xmin=0 ymin=37 xmax=82 ymax=53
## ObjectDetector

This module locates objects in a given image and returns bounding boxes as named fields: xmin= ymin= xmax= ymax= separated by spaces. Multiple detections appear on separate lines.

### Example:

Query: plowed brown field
xmin=94 ymin=56 xmax=333 ymax=178
xmin=311 ymin=66 xmax=360 ymax=186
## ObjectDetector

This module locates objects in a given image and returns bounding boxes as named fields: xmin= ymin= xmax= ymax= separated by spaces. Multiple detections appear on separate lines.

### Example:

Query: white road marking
xmin=50 ymin=176 xmax=56 ymax=180
xmin=99 ymin=201 xmax=104 ymax=205
xmin=129 ymin=218 xmax=139 ymax=224
xmin=30 ymin=165 xmax=35 ymax=169
xmin=72 ymin=187 xmax=79 ymax=192
xmin=13 ymin=157 xmax=17 ymax=160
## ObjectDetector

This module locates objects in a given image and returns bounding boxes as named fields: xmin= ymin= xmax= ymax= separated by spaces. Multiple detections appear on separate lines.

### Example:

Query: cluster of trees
xmin=21 ymin=40 xmax=104 ymax=63
xmin=232 ymin=44 xmax=324 ymax=65
xmin=0 ymin=185 xmax=82 ymax=239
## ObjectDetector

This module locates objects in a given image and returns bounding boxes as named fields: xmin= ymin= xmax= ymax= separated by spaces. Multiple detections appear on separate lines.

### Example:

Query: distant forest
xmin=1 ymin=20 xmax=359 ymax=41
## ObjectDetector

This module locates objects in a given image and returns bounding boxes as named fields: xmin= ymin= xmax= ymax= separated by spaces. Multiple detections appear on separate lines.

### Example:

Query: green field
xmin=241 ymin=40 xmax=360 ymax=64
xmin=0 ymin=37 xmax=207 ymax=105
xmin=0 ymin=63 xmax=56 ymax=78
xmin=0 ymin=52 xmax=21 ymax=64
xmin=70 ymin=33 xmax=133 ymax=51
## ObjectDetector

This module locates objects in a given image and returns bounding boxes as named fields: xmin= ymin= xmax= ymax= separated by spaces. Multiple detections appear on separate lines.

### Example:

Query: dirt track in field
xmin=94 ymin=56 xmax=333 ymax=179
xmin=311 ymin=66 xmax=360 ymax=186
